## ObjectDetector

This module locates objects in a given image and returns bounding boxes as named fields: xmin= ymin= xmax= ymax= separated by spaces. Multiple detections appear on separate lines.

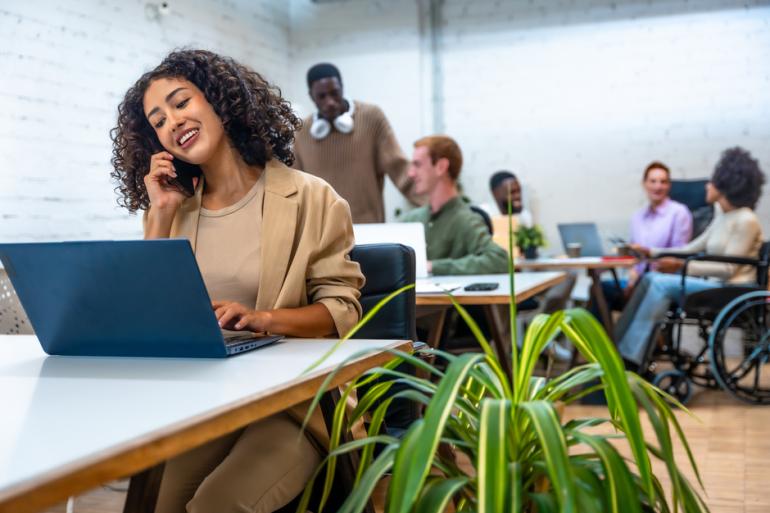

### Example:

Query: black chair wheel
xmin=709 ymin=290 xmax=770 ymax=404
xmin=652 ymin=370 xmax=693 ymax=405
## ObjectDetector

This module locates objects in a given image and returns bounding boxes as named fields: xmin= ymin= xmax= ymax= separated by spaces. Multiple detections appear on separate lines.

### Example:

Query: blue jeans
xmin=614 ymin=272 xmax=720 ymax=366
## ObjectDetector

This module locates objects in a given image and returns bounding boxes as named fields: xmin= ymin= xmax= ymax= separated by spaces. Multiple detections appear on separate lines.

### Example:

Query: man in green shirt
xmin=401 ymin=135 xmax=508 ymax=275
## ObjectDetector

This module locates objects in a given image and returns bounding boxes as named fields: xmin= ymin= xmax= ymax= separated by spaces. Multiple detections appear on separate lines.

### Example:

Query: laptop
xmin=0 ymin=239 xmax=282 ymax=357
xmin=557 ymin=222 xmax=605 ymax=257
xmin=354 ymin=222 xmax=428 ymax=278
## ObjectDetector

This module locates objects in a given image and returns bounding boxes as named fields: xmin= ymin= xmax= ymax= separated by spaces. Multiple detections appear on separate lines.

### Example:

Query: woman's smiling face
xmin=143 ymin=77 xmax=226 ymax=164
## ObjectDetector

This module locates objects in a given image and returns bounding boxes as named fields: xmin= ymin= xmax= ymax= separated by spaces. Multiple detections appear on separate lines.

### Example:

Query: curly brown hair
xmin=711 ymin=147 xmax=765 ymax=210
xmin=110 ymin=49 xmax=302 ymax=212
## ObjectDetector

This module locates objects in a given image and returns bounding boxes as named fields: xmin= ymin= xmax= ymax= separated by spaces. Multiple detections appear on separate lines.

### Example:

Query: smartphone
xmin=170 ymin=157 xmax=202 ymax=197
xmin=464 ymin=282 xmax=499 ymax=292
xmin=151 ymin=141 xmax=201 ymax=197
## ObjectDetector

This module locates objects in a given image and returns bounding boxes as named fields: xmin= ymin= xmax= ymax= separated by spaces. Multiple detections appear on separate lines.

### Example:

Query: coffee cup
xmin=616 ymin=243 xmax=631 ymax=257
xmin=566 ymin=242 xmax=582 ymax=258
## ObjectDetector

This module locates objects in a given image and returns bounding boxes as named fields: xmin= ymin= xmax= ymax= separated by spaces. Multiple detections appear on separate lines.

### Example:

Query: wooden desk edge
xmin=515 ymin=259 xmax=637 ymax=270
xmin=0 ymin=340 xmax=412 ymax=513
xmin=415 ymin=272 xmax=567 ymax=305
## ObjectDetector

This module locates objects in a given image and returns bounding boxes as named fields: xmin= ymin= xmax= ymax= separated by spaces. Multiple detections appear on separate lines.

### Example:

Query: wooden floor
xmin=565 ymin=385 xmax=770 ymax=513
xmin=41 ymin=383 xmax=770 ymax=513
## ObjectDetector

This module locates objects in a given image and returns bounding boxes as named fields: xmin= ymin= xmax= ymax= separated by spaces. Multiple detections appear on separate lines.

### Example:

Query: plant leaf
xmin=519 ymin=400 xmax=576 ymax=512
xmin=478 ymin=399 xmax=512 ymax=513
xmin=387 ymin=353 xmax=484 ymax=513
xmin=338 ymin=445 xmax=397 ymax=513
xmin=560 ymin=308 xmax=655 ymax=500
xmin=414 ymin=477 xmax=469 ymax=512
xmin=571 ymin=431 xmax=642 ymax=513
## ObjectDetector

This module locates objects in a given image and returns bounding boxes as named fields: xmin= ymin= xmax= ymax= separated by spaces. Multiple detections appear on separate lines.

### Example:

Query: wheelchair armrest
xmin=682 ymin=254 xmax=761 ymax=266
xmin=673 ymin=253 xmax=762 ymax=308
xmin=654 ymin=251 xmax=701 ymax=260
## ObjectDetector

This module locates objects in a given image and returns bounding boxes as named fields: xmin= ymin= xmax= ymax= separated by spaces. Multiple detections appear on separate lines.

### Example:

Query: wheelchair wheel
xmin=652 ymin=369 xmax=692 ymax=405
xmin=709 ymin=290 xmax=770 ymax=404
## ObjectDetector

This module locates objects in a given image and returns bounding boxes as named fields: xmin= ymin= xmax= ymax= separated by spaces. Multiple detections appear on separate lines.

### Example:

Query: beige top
xmin=195 ymin=174 xmax=265 ymax=307
xmin=652 ymin=207 xmax=763 ymax=283
xmin=293 ymin=101 xmax=423 ymax=223
xmin=158 ymin=159 xmax=364 ymax=338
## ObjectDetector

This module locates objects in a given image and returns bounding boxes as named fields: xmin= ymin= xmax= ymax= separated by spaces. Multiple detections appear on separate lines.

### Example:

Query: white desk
xmin=416 ymin=272 xmax=566 ymax=305
xmin=516 ymin=256 xmax=637 ymax=332
xmin=0 ymin=336 xmax=410 ymax=513
xmin=414 ymin=272 xmax=567 ymax=373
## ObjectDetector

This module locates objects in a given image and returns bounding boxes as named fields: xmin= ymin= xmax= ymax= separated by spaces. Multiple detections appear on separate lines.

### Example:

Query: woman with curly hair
xmin=111 ymin=49 xmax=364 ymax=513
xmin=617 ymin=147 xmax=765 ymax=367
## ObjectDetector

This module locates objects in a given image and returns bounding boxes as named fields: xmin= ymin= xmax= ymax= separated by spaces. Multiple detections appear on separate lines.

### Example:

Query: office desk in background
xmin=415 ymin=272 xmax=567 ymax=362
xmin=515 ymin=257 xmax=637 ymax=333
xmin=0 ymin=336 xmax=410 ymax=513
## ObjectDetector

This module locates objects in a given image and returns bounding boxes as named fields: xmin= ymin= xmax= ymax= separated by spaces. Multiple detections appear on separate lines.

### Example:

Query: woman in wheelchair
xmin=616 ymin=147 xmax=765 ymax=369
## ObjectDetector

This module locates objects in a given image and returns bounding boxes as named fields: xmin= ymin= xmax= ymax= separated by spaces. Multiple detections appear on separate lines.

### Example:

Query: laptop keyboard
xmin=223 ymin=333 xmax=259 ymax=346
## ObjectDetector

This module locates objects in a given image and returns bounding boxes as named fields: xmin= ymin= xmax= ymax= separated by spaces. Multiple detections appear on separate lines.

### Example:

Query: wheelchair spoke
xmin=707 ymin=292 xmax=770 ymax=403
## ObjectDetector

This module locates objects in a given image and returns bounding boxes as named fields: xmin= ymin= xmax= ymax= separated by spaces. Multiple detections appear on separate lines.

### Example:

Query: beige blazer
xmin=163 ymin=159 xmax=365 ymax=336
xmin=147 ymin=160 xmax=366 ymax=447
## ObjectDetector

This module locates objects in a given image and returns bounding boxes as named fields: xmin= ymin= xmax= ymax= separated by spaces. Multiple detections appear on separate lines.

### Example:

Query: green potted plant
xmin=514 ymin=224 xmax=545 ymax=259
xmin=299 ymin=215 xmax=707 ymax=513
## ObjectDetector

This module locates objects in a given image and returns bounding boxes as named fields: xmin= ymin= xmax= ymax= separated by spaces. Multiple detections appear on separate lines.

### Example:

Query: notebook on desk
xmin=0 ymin=240 xmax=282 ymax=357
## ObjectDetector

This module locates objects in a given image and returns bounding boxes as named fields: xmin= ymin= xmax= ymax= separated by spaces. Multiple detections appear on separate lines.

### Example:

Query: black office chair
xmin=278 ymin=243 xmax=419 ymax=513
xmin=350 ymin=243 xmax=417 ymax=341
xmin=670 ymin=179 xmax=713 ymax=239
xmin=348 ymin=244 xmax=419 ymax=437
xmin=470 ymin=205 xmax=494 ymax=235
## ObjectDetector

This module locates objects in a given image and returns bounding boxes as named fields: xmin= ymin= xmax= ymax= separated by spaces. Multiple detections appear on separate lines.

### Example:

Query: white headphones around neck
xmin=309 ymin=99 xmax=355 ymax=140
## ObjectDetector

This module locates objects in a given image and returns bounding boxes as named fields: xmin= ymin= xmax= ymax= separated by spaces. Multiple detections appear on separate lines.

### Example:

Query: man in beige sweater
xmin=293 ymin=63 xmax=423 ymax=223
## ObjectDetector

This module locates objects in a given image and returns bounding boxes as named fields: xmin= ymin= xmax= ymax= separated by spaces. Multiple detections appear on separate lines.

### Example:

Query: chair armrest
xmin=654 ymin=251 xmax=701 ymax=260
xmin=682 ymin=254 xmax=760 ymax=266
xmin=674 ymin=253 xmax=761 ymax=307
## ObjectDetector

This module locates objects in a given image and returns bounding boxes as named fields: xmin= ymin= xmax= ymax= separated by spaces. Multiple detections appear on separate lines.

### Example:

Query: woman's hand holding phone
xmin=145 ymin=151 xmax=195 ymax=212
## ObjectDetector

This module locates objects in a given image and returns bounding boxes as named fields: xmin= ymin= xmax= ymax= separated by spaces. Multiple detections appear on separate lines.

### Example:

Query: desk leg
xmin=425 ymin=308 xmax=449 ymax=349
xmin=588 ymin=269 xmax=614 ymax=334
xmin=123 ymin=463 xmax=164 ymax=513
xmin=484 ymin=305 xmax=513 ymax=384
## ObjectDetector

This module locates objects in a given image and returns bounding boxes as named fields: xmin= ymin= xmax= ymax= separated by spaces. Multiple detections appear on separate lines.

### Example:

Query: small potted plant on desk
xmin=514 ymin=224 xmax=545 ymax=259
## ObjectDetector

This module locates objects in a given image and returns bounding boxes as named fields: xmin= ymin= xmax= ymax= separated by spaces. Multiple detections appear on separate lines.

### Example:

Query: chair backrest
xmin=0 ymin=269 xmax=34 ymax=335
xmin=470 ymin=205 xmax=494 ymax=235
xmin=758 ymin=241 xmax=770 ymax=289
xmin=669 ymin=179 xmax=714 ymax=239
xmin=349 ymin=243 xmax=416 ymax=341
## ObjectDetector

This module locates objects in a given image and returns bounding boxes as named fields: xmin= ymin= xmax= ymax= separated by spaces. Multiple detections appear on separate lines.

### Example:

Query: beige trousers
xmin=154 ymin=413 xmax=321 ymax=513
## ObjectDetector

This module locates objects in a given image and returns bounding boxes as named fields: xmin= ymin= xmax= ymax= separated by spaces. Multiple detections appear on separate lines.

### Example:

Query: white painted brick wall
xmin=4 ymin=0 xmax=769 ymax=249
xmin=440 ymin=0 xmax=770 ymax=246
xmin=0 ymin=0 xmax=290 ymax=241
xmin=289 ymin=0 xmax=770 ymax=250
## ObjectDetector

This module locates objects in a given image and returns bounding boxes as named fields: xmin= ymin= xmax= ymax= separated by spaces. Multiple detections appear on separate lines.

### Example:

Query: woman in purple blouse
xmin=597 ymin=162 xmax=693 ymax=314
xmin=628 ymin=161 xmax=694 ymax=284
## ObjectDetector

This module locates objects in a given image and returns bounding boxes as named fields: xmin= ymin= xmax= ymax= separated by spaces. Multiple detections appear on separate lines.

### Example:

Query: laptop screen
xmin=557 ymin=223 xmax=605 ymax=257
xmin=353 ymin=223 xmax=428 ymax=278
